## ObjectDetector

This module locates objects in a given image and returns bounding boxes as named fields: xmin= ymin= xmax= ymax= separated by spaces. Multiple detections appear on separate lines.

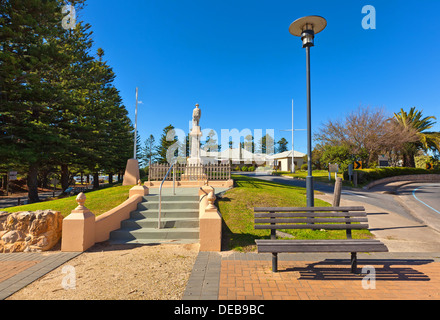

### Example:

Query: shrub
xmin=346 ymin=167 xmax=440 ymax=185
xmin=241 ymin=166 xmax=248 ymax=171
xmin=301 ymin=164 xmax=308 ymax=171
xmin=248 ymin=166 xmax=255 ymax=172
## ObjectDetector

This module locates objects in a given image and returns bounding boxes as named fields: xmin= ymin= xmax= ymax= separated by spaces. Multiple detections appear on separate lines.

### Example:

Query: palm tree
xmin=393 ymin=107 xmax=440 ymax=167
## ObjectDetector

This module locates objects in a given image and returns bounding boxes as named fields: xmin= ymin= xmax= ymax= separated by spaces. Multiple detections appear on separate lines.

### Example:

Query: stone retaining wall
xmin=0 ymin=210 xmax=63 ymax=253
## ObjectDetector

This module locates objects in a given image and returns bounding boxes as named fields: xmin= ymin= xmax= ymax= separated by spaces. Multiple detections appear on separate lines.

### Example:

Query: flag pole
xmin=134 ymin=87 xmax=138 ymax=159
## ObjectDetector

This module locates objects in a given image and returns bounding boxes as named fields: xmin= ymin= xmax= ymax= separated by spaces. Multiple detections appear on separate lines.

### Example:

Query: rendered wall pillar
xmin=61 ymin=193 xmax=95 ymax=252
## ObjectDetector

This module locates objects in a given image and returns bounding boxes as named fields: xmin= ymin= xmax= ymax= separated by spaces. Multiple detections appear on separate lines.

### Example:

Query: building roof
xmin=271 ymin=150 xmax=306 ymax=159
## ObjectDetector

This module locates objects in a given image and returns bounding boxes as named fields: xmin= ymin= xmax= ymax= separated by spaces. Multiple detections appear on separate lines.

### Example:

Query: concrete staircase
xmin=109 ymin=194 xmax=200 ymax=245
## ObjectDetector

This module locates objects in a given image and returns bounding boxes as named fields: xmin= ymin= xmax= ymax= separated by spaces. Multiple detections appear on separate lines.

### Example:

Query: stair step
xmin=109 ymin=239 xmax=199 ymax=245
xmin=131 ymin=209 xmax=199 ymax=219
xmin=142 ymin=195 xmax=199 ymax=202
xmin=110 ymin=228 xmax=199 ymax=241
xmin=137 ymin=201 xmax=199 ymax=211
xmin=121 ymin=217 xmax=199 ymax=229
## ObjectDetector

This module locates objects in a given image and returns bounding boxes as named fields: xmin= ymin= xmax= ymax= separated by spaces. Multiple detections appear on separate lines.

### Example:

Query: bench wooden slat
xmin=254 ymin=206 xmax=365 ymax=212
xmin=256 ymin=240 xmax=384 ymax=245
xmin=254 ymin=212 xmax=367 ymax=218
xmin=255 ymin=224 xmax=369 ymax=230
xmin=255 ymin=239 xmax=388 ymax=253
xmin=255 ymin=218 xmax=369 ymax=224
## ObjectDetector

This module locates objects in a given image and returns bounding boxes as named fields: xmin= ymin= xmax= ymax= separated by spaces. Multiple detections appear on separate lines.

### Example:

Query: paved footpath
xmin=0 ymin=252 xmax=81 ymax=300
xmin=183 ymin=251 xmax=440 ymax=300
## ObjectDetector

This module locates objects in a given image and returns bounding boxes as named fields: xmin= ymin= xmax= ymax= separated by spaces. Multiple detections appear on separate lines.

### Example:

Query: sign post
xmin=328 ymin=164 xmax=339 ymax=181
xmin=348 ymin=163 xmax=354 ymax=181
xmin=6 ymin=171 xmax=18 ymax=196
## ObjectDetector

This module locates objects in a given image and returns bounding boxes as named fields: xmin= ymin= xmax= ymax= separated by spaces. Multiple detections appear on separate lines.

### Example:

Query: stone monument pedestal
xmin=181 ymin=105 xmax=207 ymax=181
xmin=122 ymin=159 xmax=140 ymax=186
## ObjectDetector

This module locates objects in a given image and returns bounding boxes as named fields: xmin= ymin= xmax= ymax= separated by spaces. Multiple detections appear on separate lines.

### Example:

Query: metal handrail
xmin=158 ymin=162 xmax=176 ymax=229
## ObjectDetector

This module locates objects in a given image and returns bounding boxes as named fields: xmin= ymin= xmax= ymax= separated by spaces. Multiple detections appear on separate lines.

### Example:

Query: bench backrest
xmin=254 ymin=206 xmax=368 ymax=240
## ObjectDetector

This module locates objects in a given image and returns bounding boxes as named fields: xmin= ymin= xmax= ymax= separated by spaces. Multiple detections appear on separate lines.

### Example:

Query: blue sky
xmin=79 ymin=0 xmax=440 ymax=154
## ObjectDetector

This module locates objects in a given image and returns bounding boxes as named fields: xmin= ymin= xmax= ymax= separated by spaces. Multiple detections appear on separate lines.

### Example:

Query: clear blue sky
xmin=79 ymin=0 xmax=440 ymax=154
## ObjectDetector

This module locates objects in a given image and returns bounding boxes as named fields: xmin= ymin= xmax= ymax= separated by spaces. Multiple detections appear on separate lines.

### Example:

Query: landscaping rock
xmin=0 ymin=210 xmax=63 ymax=253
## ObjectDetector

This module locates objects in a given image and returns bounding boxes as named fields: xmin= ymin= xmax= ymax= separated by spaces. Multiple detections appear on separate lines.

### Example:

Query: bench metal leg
xmin=272 ymin=253 xmax=278 ymax=272
xmin=351 ymin=252 xmax=357 ymax=274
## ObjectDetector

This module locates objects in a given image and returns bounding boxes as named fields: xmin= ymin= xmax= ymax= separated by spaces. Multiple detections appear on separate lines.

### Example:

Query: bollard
xmin=333 ymin=177 xmax=342 ymax=207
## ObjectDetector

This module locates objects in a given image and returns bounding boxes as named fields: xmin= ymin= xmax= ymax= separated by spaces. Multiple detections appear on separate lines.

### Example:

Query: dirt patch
xmin=7 ymin=242 xmax=200 ymax=300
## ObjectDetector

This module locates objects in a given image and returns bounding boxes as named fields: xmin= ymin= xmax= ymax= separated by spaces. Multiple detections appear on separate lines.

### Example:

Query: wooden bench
xmin=254 ymin=206 xmax=388 ymax=273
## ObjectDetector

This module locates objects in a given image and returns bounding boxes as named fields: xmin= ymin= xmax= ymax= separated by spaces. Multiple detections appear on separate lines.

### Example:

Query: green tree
xmin=156 ymin=125 xmax=177 ymax=164
xmin=141 ymin=134 xmax=157 ymax=167
xmin=259 ymin=134 xmax=275 ymax=154
xmin=276 ymin=138 xmax=289 ymax=153
xmin=393 ymin=107 xmax=440 ymax=167
xmin=0 ymin=0 xmax=76 ymax=202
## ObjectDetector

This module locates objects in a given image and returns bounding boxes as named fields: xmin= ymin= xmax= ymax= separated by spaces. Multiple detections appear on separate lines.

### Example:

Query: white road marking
xmin=412 ymin=184 xmax=440 ymax=215
xmin=341 ymin=191 xmax=367 ymax=199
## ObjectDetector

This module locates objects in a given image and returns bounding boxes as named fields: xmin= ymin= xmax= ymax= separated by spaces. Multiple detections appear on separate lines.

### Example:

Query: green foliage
xmin=276 ymin=138 xmax=288 ymax=153
xmin=0 ymin=1 xmax=133 ymax=201
xmin=347 ymin=167 xmax=440 ymax=185
xmin=320 ymin=145 xmax=354 ymax=172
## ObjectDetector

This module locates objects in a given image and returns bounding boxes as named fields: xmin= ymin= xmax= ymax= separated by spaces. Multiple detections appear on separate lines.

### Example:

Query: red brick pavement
xmin=0 ymin=261 xmax=40 ymax=283
xmin=219 ymin=260 xmax=440 ymax=300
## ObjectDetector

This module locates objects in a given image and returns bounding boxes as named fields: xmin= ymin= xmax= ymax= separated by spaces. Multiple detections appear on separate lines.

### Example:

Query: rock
xmin=1 ymin=230 xmax=25 ymax=244
xmin=0 ymin=210 xmax=63 ymax=253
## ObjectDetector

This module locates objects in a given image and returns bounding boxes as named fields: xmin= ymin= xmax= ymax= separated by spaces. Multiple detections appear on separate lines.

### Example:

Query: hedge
xmin=344 ymin=167 xmax=440 ymax=185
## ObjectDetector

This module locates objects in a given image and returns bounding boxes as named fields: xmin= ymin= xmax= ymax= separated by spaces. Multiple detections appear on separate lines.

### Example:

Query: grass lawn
xmin=274 ymin=170 xmax=343 ymax=184
xmin=2 ymin=184 xmax=133 ymax=218
xmin=217 ymin=174 xmax=374 ymax=252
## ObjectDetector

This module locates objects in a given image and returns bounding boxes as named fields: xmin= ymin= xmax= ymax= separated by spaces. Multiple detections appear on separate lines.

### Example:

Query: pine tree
xmin=156 ymin=125 xmax=177 ymax=164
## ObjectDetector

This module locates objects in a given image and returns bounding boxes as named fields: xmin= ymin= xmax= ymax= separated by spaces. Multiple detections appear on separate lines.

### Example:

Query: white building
xmin=271 ymin=150 xmax=306 ymax=172
xmin=200 ymin=148 xmax=274 ymax=167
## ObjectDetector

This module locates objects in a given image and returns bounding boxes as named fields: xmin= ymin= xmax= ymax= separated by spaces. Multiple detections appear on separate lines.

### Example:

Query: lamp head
xmin=289 ymin=15 xmax=327 ymax=48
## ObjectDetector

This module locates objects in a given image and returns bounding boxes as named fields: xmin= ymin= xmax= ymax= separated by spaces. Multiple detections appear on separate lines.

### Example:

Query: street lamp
xmin=289 ymin=15 xmax=327 ymax=207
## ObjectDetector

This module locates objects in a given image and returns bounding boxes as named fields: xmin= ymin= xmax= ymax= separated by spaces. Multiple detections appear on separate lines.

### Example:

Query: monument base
xmin=122 ymin=159 xmax=140 ymax=186
xmin=181 ymin=164 xmax=207 ymax=181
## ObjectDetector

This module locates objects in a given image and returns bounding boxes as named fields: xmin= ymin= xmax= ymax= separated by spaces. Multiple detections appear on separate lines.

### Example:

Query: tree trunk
xmin=61 ymin=164 xmax=70 ymax=192
xmin=108 ymin=173 xmax=113 ymax=184
xmin=27 ymin=163 xmax=40 ymax=204
xmin=403 ymin=153 xmax=416 ymax=168
xmin=93 ymin=172 xmax=99 ymax=189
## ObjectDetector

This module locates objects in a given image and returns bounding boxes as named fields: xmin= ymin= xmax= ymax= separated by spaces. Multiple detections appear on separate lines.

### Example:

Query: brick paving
xmin=0 ymin=252 xmax=81 ymax=300
xmin=184 ymin=252 xmax=440 ymax=300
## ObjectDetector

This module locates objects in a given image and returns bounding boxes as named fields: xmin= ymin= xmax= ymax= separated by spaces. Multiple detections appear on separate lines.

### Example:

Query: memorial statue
xmin=192 ymin=103 xmax=201 ymax=127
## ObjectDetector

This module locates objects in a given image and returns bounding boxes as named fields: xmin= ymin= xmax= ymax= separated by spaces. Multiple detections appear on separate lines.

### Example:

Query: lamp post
xmin=289 ymin=15 xmax=327 ymax=207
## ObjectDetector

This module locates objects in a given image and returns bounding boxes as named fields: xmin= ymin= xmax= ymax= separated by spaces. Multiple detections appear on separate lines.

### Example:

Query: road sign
xmin=354 ymin=161 xmax=362 ymax=170
xmin=378 ymin=155 xmax=389 ymax=167
xmin=8 ymin=171 xmax=18 ymax=181
xmin=426 ymin=163 xmax=434 ymax=170
xmin=328 ymin=163 xmax=339 ymax=181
